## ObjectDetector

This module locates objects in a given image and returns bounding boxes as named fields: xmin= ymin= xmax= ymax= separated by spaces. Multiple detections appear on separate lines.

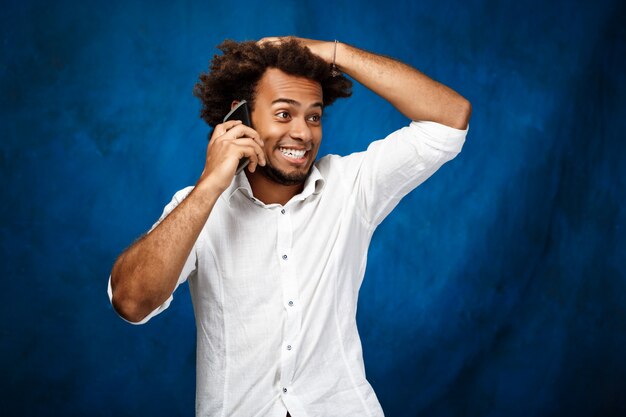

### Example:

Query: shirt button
xmin=286 ymin=345 xmax=292 ymax=351
xmin=288 ymin=301 xmax=294 ymax=307
xmin=283 ymin=387 xmax=288 ymax=394
xmin=281 ymin=209 xmax=286 ymax=214
xmin=282 ymin=254 xmax=288 ymax=260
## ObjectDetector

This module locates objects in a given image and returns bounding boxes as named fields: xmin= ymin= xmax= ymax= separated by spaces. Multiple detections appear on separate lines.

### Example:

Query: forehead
xmin=255 ymin=68 xmax=323 ymax=104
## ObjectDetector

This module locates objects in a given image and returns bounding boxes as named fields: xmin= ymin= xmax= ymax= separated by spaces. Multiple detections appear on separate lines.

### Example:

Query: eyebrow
xmin=271 ymin=98 xmax=324 ymax=109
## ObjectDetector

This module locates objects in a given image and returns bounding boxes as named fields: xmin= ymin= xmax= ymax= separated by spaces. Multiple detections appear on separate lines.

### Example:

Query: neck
xmin=245 ymin=169 xmax=304 ymax=206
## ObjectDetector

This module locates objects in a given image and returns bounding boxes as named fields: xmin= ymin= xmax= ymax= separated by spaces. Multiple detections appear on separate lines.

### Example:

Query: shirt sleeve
xmin=341 ymin=121 xmax=467 ymax=228
xmin=107 ymin=186 xmax=198 ymax=325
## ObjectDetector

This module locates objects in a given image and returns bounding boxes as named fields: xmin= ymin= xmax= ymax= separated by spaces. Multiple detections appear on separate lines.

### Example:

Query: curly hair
xmin=193 ymin=39 xmax=353 ymax=127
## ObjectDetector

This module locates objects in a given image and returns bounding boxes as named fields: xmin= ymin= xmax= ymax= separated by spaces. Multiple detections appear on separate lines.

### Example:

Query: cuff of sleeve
xmin=409 ymin=120 xmax=468 ymax=154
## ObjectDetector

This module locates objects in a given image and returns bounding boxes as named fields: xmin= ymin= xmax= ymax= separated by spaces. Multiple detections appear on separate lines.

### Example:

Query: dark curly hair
xmin=193 ymin=39 xmax=353 ymax=127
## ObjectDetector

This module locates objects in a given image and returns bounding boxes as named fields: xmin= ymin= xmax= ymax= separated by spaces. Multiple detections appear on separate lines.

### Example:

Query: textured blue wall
xmin=1 ymin=0 xmax=625 ymax=416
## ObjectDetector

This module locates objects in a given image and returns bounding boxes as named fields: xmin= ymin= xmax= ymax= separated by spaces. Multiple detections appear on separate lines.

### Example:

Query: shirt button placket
xmin=277 ymin=206 xmax=299 ymax=396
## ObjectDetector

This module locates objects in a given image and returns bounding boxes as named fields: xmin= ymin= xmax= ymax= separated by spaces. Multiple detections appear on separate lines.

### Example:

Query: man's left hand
xmin=257 ymin=36 xmax=334 ymax=64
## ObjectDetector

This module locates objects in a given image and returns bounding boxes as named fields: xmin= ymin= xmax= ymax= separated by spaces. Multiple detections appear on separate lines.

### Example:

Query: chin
xmin=261 ymin=163 xmax=313 ymax=186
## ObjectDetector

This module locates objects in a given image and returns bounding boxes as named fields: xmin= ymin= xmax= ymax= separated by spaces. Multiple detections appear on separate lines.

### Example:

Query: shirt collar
xmin=225 ymin=170 xmax=254 ymax=204
xmin=225 ymin=164 xmax=326 ymax=206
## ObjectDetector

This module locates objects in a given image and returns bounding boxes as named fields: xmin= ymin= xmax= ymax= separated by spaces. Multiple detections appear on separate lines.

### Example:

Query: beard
xmin=260 ymin=160 xmax=314 ymax=186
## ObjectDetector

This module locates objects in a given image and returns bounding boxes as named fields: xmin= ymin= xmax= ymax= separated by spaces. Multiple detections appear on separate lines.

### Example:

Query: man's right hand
xmin=197 ymin=120 xmax=266 ymax=193
xmin=111 ymin=120 xmax=265 ymax=323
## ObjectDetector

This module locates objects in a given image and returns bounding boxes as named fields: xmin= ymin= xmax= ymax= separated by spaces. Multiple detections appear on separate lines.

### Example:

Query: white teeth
xmin=279 ymin=147 xmax=306 ymax=159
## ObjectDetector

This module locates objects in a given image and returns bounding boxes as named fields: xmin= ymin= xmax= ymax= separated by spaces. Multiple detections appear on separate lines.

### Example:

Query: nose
xmin=288 ymin=116 xmax=313 ymax=143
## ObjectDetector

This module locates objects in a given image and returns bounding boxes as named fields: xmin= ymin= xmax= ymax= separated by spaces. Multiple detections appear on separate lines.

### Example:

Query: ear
xmin=231 ymin=100 xmax=240 ymax=110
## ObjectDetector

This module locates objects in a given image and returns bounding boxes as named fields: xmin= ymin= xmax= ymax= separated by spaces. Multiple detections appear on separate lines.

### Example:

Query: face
xmin=249 ymin=68 xmax=323 ymax=186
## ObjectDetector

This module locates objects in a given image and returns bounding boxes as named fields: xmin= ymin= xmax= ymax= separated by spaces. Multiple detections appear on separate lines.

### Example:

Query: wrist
xmin=194 ymin=174 xmax=228 ymax=201
xmin=333 ymin=41 xmax=348 ymax=72
xmin=304 ymin=38 xmax=336 ymax=65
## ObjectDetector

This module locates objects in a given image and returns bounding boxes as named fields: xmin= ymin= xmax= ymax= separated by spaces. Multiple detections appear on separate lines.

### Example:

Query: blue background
xmin=2 ymin=0 xmax=625 ymax=416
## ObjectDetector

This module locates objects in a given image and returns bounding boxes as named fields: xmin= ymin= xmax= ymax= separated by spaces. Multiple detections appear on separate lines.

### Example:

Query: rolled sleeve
xmin=107 ymin=186 xmax=198 ymax=324
xmin=107 ymin=276 xmax=176 ymax=325
xmin=350 ymin=121 xmax=467 ymax=227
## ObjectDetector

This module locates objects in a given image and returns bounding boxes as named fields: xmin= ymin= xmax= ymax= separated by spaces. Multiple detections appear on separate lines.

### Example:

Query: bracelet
xmin=330 ymin=39 xmax=340 ymax=77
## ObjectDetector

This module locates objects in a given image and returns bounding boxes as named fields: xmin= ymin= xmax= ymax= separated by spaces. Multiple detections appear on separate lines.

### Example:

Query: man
xmin=109 ymin=36 xmax=471 ymax=417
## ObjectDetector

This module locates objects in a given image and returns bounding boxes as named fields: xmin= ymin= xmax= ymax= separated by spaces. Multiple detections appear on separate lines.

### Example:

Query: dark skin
xmin=243 ymin=68 xmax=324 ymax=205
xmin=110 ymin=37 xmax=471 ymax=323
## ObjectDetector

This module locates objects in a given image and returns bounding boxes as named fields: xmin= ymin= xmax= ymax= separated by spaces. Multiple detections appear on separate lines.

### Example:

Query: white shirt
xmin=109 ymin=121 xmax=467 ymax=417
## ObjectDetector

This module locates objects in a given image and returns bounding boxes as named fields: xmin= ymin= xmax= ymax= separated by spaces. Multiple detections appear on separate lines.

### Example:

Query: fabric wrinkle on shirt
xmin=108 ymin=121 xmax=467 ymax=417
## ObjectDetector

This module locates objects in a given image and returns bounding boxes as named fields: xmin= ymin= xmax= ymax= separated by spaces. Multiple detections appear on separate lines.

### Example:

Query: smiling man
xmin=109 ymin=37 xmax=471 ymax=417
xmin=242 ymin=67 xmax=326 ymax=203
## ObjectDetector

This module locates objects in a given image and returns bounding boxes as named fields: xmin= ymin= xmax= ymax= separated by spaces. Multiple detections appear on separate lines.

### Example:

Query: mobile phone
xmin=223 ymin=100 xmax=252 ymax=174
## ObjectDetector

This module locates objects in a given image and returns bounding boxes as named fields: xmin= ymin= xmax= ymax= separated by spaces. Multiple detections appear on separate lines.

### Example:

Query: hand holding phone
xmin=223 ymin=100 xmax=253 ymax=174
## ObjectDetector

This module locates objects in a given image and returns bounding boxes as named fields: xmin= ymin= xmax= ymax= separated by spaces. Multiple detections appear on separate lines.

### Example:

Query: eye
xmin=307 ymin=114 xmax=322 ymax=123
xmin=276 ymin=111 xmax=290 ymax=120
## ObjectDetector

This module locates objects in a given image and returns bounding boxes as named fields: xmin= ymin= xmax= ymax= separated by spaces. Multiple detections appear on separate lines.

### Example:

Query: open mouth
xmin=277 ymin=147 xmax=308 ymax=164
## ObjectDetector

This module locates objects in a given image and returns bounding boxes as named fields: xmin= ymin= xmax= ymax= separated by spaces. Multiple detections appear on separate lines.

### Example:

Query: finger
xmin=213 ymin=120 xmax=242 ymax=139
xmin=234 ymin=138 xmax=266 ymax=166
xmin=225 ymin=124 xmax=261 ymax=143
xmin=236 ymin=144 xmax=260 ymax=172
xmin=251 ymin=144 xmax=266 ymax=170
xmin=247 ymin=128 xmax=264 ymax=149
xmin=247 ymin=158 xmax=258 ymax=173
xmin=257 ymin=36 xmax=279 ymax=44
xmin=255 ymin=143 xmax=266 ymax=166
xmin=257 ymin=36 xmax=285 ymax=47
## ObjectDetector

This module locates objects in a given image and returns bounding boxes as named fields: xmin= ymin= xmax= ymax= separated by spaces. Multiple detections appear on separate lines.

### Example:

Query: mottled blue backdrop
xmin=2 ymin=0 xmax=625 ymax=416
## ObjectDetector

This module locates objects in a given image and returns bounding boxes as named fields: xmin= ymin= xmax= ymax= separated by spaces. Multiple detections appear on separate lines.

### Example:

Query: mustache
xmin=275 ymin=142 xmax=313 ymax=151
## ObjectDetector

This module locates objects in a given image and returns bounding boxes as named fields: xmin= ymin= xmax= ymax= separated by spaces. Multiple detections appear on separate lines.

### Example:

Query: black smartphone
xmin=223 ymin=100 xmax=252 ymax=174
